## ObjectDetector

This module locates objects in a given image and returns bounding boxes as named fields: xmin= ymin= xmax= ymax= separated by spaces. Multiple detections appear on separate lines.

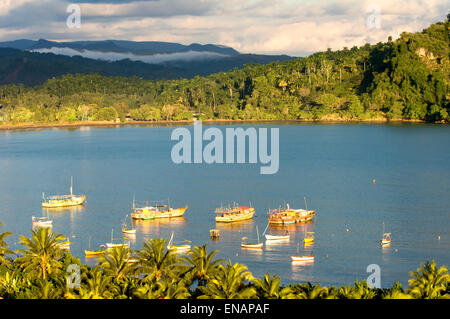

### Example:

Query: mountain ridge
xmin=0 ymin=39 xmax=294 ymax=85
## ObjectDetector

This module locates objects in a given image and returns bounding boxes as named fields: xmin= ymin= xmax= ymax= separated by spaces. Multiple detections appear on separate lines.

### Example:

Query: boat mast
xmin=262 ymin=222 xmax=269 ymax=236
xmin=132 ymin=194 xmax=135 ymax=210
xmin=304 ymin=196 xmax=308 ymax=210
xmin=70 ymin=176 xmax=73 ymax=196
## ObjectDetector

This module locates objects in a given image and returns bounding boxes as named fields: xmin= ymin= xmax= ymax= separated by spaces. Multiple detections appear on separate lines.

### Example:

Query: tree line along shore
xmin=0 ymin=18 xmax=448 ymax=127
xmin=0 ymin=225 xmax=449 ymax=299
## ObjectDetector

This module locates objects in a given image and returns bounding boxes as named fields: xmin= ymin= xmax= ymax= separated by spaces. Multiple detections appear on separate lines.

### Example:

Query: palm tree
xmin=253 ymin=274 xmax=282 ymax=299
xmin=334 ymin=281 xmax=376 ymax=299
xmin=0 ymin=222 xmax=13 ymax=268
xmin=0 ymin=270 xmax=23 ymax=298
xmin=382 ymin=281 xmax=412 ymax=299
xmin=72 ymin=266 xmax=112 ymax=299
xmin=99 ymin=246 xmax=131 ymax=283
xmin=197 ymin=261 xmax=256 ymax=299
xmin=24 ymin=278 xmax=61 ymax=299
xmin=408 ymin=260 xmax=450 ymax=299
xmin=286 ymin=282 xmax=330 ymax=299
xmin=181 ymin=244 xmax=223 ymax=286
xmin=134 ymin=238 xmax=180 ymax=282
xmin=15 ymin=227 xmax=65 ymax=280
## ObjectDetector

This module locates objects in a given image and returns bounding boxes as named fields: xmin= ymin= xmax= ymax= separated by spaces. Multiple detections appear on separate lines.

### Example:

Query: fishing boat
xmin=262 ymin=223 xmax=290 ymax=240
xmin=167 ymin=232 xmax=191 ymax=252
xmin=122 ymin=228 xmax=136 ymax=235
xmin=291 ymin=242 xmax=314 ymax=262
xmin=303 ymin=232 xmax=315 ymax=244
xmin=131 ymin=198 xmax=187 ymax=220
xmin=85 ymin=249 xmax=106 ymax=257
xmin=291 ymin=256 xmax=315 ymax=262
xmin=267 ymin=208 xmax=296 ymax=225
xmin=58 ymin=237 xmax=71 ymax=250
xmin=42 ymin=177 xmax=86 ymax=208
xmin=268 ymin=198 xmax=316 ymax=225
xmin=381 ymin=233 xmax=391 ymax=246
xmin=241 ymin=226 xmax=263 ymax=249
xmin=122 ymin=213 xmax=136 ymax=234
xmin=215 ymin=203 xmax=255 ymax=223
xmin=265 ymin=233 xmax=290 ymax=241
xmin=85 ymin=238 xmax=106 ymax=257
xmin=380 ymin=222 xmax=391 ymax=246
xmin=32 ymin=216 xmax=53 ymax=228
xmin=105 ymin=229 xmax=129 ymax=249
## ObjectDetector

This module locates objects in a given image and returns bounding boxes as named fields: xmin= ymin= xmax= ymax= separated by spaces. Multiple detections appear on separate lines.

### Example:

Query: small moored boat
xmin=58 ymin=237 xmax=71 ymax=250
xmin=381 ymin=232 xmax=391 ymax=246
xmin=85 ymin=238 xmax=106 ymax=257
xmin=32 ymin=216 xmax=53 ymax=228
xmin=105 ymin=229 xmax=129 ymax=249
xmin=265 ymin=233 xmax=290 ymax=241
xmin=303 ymin=232 xmax=314 ymax=244
xmin=122 ymin=213 xmax=136 ymax=234
xmin=167 ymin=232 xmax=191 ymax=252
xmin=291 ymin=256 xmax=315 ymax=262
xmin=241 ymin=226 xmax=263 ymax=249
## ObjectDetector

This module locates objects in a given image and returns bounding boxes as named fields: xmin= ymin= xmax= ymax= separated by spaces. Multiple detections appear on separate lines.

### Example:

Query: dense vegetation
xmin=0 ymin=47 xmax=293 ymax=86
xmin=0 ymin=225 xmax=449 ymax=299
xmin=0 ymin=18 xmax=448 ymax=125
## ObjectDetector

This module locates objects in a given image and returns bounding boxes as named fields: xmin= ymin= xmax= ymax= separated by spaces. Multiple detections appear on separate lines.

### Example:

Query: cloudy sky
xmin=0 ymin=0 xmax=447 ymax=56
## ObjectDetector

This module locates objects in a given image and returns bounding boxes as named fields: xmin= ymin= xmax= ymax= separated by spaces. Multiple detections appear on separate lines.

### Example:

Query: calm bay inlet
xmin=0 ymin=122 xmax=449 ymax=289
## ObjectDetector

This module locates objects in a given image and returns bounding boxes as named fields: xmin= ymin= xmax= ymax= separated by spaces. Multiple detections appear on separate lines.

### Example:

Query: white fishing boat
xmin=241 ymin=226 xmax=263 ymax=249
xmin=265 ymin=232 xmax=290 ymax=241
xmin=58 ymin=237 xmax=71 ymax=250
xmin=32 ymin=216 xmax=52 ymax=228
xmin=105 ymin=229 xmax=129 ymax=249
xmin=167 ymin=232 xmax=191 ymax=252
xmin=42 ymin=176 xmax=86 ymax=208
xmin=291 ymin=241 xmax=314 ymax=262
xmin=380 ymin=222 xmax=391 ymax=246
xmin=122 ymin=212 xmax=136 ymax=234
xmin=291 ymin=256 xmax=315 ymax=262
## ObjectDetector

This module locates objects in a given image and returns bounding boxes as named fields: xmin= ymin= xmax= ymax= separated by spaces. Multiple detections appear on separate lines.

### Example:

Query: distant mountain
xmin=0 ymin=39 xmax=294 ymax=85
xmin=2 ymin=39 xmax=241 ymax=56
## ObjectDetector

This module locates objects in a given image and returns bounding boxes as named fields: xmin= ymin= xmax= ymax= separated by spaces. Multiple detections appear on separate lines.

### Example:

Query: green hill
xmin=0 ymin=18 xmax=448 ymax=124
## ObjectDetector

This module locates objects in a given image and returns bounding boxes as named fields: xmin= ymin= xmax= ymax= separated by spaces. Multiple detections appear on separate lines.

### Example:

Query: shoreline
xmin=0 ymin=118 xmax=432 ymax=131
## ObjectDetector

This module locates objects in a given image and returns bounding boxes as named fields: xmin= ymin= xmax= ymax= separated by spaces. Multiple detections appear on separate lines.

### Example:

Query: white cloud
xmin=0 ymin=0 xmax=447 ymax=56
xmin=31 ymin=46 xmax=229 ymax=63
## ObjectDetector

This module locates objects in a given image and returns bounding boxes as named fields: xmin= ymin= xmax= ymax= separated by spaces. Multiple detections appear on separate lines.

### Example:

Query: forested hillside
xmin=0 ymin=18 xmax=448 ymax=124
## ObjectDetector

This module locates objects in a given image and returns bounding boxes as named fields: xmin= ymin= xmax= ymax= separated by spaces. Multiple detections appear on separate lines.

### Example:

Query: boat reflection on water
xmin=267 ymin=220 xmax=314 ymax=232
xmin=264 ymin=238 xmax=290 ymax=251
xmin=122 ymin=232 xmax=137 ymax=244
xmin=291 ymin=259 xmax=315 ymax=281
xmin=43 ymin=205 xmax=86 ymax=216
xmin=133 ymin=217 xmax=187 ymax=236
xmin=215 ymin=219 xmax=255 ymax=232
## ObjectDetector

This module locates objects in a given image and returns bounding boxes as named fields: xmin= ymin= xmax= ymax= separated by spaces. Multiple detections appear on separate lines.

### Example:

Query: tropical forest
xmin=0 ymin=18 xmax=448 ymax=126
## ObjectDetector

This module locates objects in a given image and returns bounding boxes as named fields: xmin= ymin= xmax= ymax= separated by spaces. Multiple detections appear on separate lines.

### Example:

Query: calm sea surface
xmin=0 ymin=122 xmax=449 ymax=288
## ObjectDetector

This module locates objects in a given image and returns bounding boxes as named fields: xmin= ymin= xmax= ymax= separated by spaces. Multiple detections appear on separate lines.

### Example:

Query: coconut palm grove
xmin=0 ymin=225 xmax=448 ymax=299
